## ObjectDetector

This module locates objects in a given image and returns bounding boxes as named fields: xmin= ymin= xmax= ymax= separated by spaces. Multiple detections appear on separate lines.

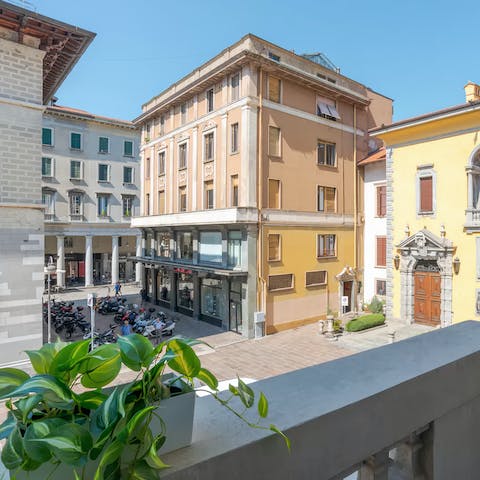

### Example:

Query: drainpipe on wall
xmin=353 ymin=104 xmax=358 ymax=313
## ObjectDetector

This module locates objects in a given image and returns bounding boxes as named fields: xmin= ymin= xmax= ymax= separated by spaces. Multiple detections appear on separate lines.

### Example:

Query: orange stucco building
xmin=132 ymin=34 xmax=391 ymax=337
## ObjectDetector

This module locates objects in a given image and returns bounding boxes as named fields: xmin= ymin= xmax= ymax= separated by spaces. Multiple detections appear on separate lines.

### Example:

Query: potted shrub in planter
xmin=0 ymin=334 xmax=288 ymax=479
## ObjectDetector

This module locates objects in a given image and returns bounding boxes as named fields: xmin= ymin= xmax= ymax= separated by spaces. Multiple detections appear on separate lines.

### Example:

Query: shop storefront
xmin=200 ymin=277 xmax=226 ymax=326
xmin=176 ymin=269 xmax=194 ymax=315
xmin=156 ymin=269 xmax=171 ymax=306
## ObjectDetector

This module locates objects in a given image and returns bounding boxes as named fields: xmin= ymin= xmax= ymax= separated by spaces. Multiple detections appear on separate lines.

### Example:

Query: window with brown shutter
xmin=268 ymin=126 xmax=281 ymax=156
xmin=158 ymin=190 xmax=165 ymax=214
xmin=317 ymin=186 xmax=336 ymax=212
xmin=419 ymin=176 xmax=433 ymax=212
xmin=306 ymin=270 xmax=327 ymax=287
xmin=376 ymin=236 xmax=386 ymax=267
xmin=268 ymin=76 xmax=281 ymax=103
xmin=268 ymin=234 xmax=281 ymax=261
xmin=376 ymin=185 xmax=386 ymax=217
xmin=268 ymin=179 xmax=280 ymax=208
xmin=268 ymin=273 xmax=293 ymax=291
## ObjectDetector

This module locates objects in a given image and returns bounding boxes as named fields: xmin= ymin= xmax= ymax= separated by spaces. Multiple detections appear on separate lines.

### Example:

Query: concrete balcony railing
xmin=162 ymin=321 xmax=480 ymax=480
xmin=465 ymin=208 xmax=480 ymax=231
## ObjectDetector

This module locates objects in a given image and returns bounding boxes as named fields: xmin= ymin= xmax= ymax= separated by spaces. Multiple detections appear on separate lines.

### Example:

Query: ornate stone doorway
xmin=396 ymin=229 xmax=455 ymax=327
xmin=336 ymin=266 xmax=357 ymax=317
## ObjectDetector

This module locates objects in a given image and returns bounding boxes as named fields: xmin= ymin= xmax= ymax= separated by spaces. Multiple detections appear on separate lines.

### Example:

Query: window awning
xmin=42 ymin=186 xmax=57 ymax=193
xmin=67 ymin=188 xmax=85 ymax=194
xmin=317 ymin=101 xmax=341 ymax=120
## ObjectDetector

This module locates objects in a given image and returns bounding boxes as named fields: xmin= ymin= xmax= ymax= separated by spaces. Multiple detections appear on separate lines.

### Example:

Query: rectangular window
xmin=268 ymin=52 xmax=280 ymax=62
xmin=268 ymin=76 xmax=281 ymax=103
xmin=42 ymin=157 xmax=53 ymax=177
xmin=317 ymin=234 xmax=336 ymax=258
xmin=199 ymin=231 xmax=222 ymax=264
xmin=268 ymin=179 xmax=280 ymax=209
xmin=316 ymin=96 xmax=340 ymax=121
xmin=204 ymin=132 xmax=214 ymax=161
xmin=231 ymin=175 xmax=239 ymax=207
xmin=123 ymin=166 xmax=133 ymax=184
xmin=178 ymin=143 xmax=187 ymax=169
xmin=179 ymin=186 xmax=187 ymax=212
xmin=70 ymin=132 xmax=82 ymax=150
xmin=177 ymin=232 xmax=193 ymax=260
xmin=376 ymin=236 xmax=387 ymax=267
xmin=159 ymin=115 xmax=165 ymax=136
xmin=158 ymin=190 xmax=165 ymax=214
xmin=268 ymin=126 xmax=281 ymax=157
xmin=70 ymin=160 xmax=82 ymax=180
xmin=145 ymin=123 xmax=151 ymax=140
xmin=64 ymin=237 xmax=73 ymax=248
xmin=317 ymin=186 xmax=336 ymax=213
xmin=180 ymin=103 xmax=187 ymax=124
xmin=69 ymin=193 xmax=82 ymax=216
xmin=268 ymin=234 xmax=281 ymax=261
xmin=317 ymin=141 xmax=336 ymax=166
xmin=231 ymin=123 xmax=239 ymax=153
xmin=123 ymin=140 xmax=133 ymax=157
xmin=157 ymin=232 xmax=171 ymax=258
xmin=206 ymin=88 xmax=214 ymax=112
xmin=204 ymin=180 xmax=214 ymax=209
xmin=122 ymin=195 xmax=133 ymax=217
xmin=42 ymin=128 xmax=53 ymax=146
xmin=145 ymin=157 xmax=151 ymax=178
xmin=97 ymin=195 xmax=109 ymax=217
xmin=376 ymin=279 xmax=386 ymax=296
xmin=98 ymin=137 xmax=109 ymax=154
xmin=98 ymin=164 xmax=109 ymax=182
xmin=306 ymin=270 xmax=327 ymax=287
xmin=42 ymin=190 xmax=55 ymax=215
xmin=376 ymin=185 xmax=387 ymax=217
xmin=268 ymin=274 xmax=294 ymax=292
xmin=231 ymin=73 xmax=240 ymax=101
xmin=419 ymin=176 xmax=433 ymax=213
xmin=228 ymin=230 xmax=242 ymax=268
xmin=145 ymin=193 xmax=150 ymax=215
xmin=158 ymin=151 xmax=166 ymax=175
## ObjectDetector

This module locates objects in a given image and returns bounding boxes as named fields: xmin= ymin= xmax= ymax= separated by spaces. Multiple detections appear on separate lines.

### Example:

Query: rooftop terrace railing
xmin=162 ymin=321 xmax=480 ymax=480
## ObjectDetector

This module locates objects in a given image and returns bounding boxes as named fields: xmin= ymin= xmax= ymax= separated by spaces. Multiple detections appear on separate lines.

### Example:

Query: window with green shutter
xmin=124 ymin=140 xmax=133 ymax=156
xmin=42 ymin=157 xmax=53 ymax=177
xmin=99 ymin=137 xmax=109 ymax=153
xmin=70 ymin=132 xmax=82 ymax=150
xmin=123 ymin=166 xmax=133 ymax=184
xmin=42 ymin=128 xmax=53 ymax=146
xmin=70 ymin=160 xmax=82 ymax=179
xmin=98 ymin=164 xmax=109 ymax=182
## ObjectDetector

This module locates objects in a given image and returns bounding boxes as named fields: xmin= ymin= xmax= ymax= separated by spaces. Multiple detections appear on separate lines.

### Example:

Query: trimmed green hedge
xmin=346 ymin=314 xmax=385 ymax=332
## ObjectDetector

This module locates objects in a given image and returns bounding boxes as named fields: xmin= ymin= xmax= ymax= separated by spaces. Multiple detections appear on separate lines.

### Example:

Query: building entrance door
xmin=414 ymin=269 xmax=441 ymax=326
xmin=343 ymin=281 xmax=353 ymax=313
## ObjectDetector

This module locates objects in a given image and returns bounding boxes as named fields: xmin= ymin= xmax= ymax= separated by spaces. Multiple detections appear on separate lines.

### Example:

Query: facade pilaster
xmin=85 ymin=235 xmax=93 ymax=287
xmin=220 ymin=113 xmax=228 ymax=208
xmin=240 ymin=103 xmax=258 ymax=208
xmin=111 ymin=235 xmax=119 ymax=284
xmin=135 ymin=234 xmax=143 ymax=283
xmin=192 ymin=127 xmax=198 ymax=210
xmin=56 ymin=235 xmax=65 ymax=288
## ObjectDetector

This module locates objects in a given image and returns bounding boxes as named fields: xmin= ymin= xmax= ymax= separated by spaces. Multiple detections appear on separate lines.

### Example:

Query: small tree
xmin=368 ymin=296 xmax=384 ymax=314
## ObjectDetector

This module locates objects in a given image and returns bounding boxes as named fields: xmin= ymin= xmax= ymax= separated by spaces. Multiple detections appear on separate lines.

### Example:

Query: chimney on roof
xmin=464 ymin=82 xmax=480 ymax=103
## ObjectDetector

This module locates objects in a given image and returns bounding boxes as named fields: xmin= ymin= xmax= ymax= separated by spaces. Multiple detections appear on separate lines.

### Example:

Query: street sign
xmin=87 ymin=293 xmax=96 ymax=307
xmin=341 ymin=296 xmax=349 ymax=307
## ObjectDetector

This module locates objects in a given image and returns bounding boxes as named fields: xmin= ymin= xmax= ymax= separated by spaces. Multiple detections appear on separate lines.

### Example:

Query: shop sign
xmin=174 ymin=267 xmax=192 ymax=274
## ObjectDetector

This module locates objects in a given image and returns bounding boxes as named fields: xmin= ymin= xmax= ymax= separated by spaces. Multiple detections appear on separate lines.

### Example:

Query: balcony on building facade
xmin=161 ymin=321 xmax=480 ymax=480
xmin=464 ymin=208 xmax=480 ymax=231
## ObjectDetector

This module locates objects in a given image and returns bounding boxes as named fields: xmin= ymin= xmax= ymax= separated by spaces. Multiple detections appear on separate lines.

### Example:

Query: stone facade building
xmin=132 ymin=34 xmax=392 ymax=337
xmin=0 ymin=2 xmax=94 ymax=363
xmin=42 ymin=105 xmax=141 ymax=288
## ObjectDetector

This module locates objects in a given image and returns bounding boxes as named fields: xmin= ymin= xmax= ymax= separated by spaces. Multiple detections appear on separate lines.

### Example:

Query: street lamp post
xmin=44 ymin=257 xmax=56 ymax=343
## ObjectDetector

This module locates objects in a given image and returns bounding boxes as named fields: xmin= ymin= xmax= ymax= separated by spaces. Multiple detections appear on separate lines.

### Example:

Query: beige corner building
xmin=132 ymin=34 xmax=391 ymax=337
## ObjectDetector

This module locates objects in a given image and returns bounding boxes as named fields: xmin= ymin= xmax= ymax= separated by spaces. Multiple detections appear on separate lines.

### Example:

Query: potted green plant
xmin=0 ymin=334 xmax=288 ymax=479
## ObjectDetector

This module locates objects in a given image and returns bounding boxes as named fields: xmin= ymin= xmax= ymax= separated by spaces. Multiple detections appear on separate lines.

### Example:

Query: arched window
xmin=468 ymin=150 xmax=480 ymax=210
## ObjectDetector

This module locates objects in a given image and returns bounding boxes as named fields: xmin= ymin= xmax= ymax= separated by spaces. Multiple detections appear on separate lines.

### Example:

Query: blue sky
xmin=32 ymin=0 xmax=480 ymax=122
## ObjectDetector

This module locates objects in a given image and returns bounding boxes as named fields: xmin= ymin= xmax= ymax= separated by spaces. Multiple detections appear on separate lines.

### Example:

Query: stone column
xmin=56 ymin=235 xmax=65 ymax=288
xmin=135 ymin=234 xmax=143 ymax=285
xmin=85 ymin=235 xmax=93 ymax=287
xmin=170 ymin=270 xmax=178 ymax=311
xmin=111 ymin=235 xmax=119 ymax=284
xmin=193 ymin=272 xmax=200 ymax=320
xmin=152 ymin=268 xmax=158 ymax=304
xmin=357 ymin=448 xmax=389 ymax=480
xmin=192 ymin=229 xmax=199 ymax=265
xmin=221 ymin=227 xmax=228 ymax=268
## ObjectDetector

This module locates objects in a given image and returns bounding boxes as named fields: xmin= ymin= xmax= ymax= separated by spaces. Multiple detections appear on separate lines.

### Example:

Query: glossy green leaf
xmin=257 ymin=392 xmax=269 ymax=418
xmin=93 ymin=439 xmax=124 ymax=480
xmin=23 ymin=419 xmax=67 ymax=463
xmin=25 ymin=343 xmax=58 ymax=374
xmin=0 ymin=411 xmax=16 ymax=440
xmin=126 ymin=406 xmax=156 ymax=438
xmin=228 ymin=384 xmax=239 ymax=395
xmin=196 ymin=368 xmax=218 ymax=390
xmin=130 ymin=460 xmax=160 ymax=480
xmin=79 ymin=344 xmax=121 ymax=388
xmin=4 ymin=375 xmax=73 ymax=409
xmin=30 ymin=423 xmax=93 ymax=466
xmin=0 ymin=368 xmax=30 ymax=397
xmin=144 ymin=433 xmax=169 ymax=470
xmin=117 ymin=334 xmax=154 ymax=371
xmin=49 ymin=339 xmax=90 ymax=384
xmin=269 ymin=424 xmax=291 ymax=452
xmin=237 ymin=377 xmax=254 ymax=408
xmin=74 ymin=390 xmax=108 ymax=410
xmin=92 ymin=384 xmax=129 ymax=432
xmin=15 ymin=393 xmax=42 ymax=423
xmin=166 ymin=339 xmax=200 ymax=378
xmin=1 ymin=427 xmax=24 ymax=470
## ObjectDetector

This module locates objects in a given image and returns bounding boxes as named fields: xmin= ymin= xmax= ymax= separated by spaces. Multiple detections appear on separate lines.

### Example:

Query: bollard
xmin=318 ymin=320 xmax=325 ymax=335
xmin=388 ymin=331 xmax=396 ymax=344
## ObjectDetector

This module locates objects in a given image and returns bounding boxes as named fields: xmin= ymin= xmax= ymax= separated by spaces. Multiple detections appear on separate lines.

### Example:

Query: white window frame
xmin=70 ymin=160 xmax=83 ymax=180
xmin=42 ymin=157 xmax=54 ymax=178
xmin=317 ymin=185 xmax=337 ymax=213
xmin=123 ymin=166 xmax=134 ymax=184
xmin=97 ymin=194 xmax=110 ymax=217
xmin=122 ymin=195 xmax=134 ymax=217
xmin=98 ymin=136 xmax=110 ymax=154
xmin=416 ymin=165 xmax=436 ymax=216
xmin=42 ymin=127 xmax=54 ymax=147
xmin=123 ymin=140 xmax=134 ymax=157
xmin=317 ymin=141 xmax=336 ymax=167
xmin=317 ymin=234 xmax=337 ymax=258
xmin=375 ymin=278 xmax=387 ymax=297
xmin=69 ymin=192 xmax=83 ymax=216
xmin=98 ymin=163 xmax=110 ymax=183
xmin=70 ymin=131 xmax=83 ymax=151
xmin=203 ymin=130 xmax=215 ymax=162
xmin=42 ymin=189 xmax=55 ymax=216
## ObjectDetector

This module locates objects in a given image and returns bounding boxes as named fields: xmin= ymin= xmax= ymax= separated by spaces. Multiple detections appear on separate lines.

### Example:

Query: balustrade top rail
xmin=162 ymin=321 xmax=480 ymax=479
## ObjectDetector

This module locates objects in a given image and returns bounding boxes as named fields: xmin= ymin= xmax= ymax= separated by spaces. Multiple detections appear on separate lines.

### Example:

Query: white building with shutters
xmin=359 ymin=147 xmax=387 ymax=304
